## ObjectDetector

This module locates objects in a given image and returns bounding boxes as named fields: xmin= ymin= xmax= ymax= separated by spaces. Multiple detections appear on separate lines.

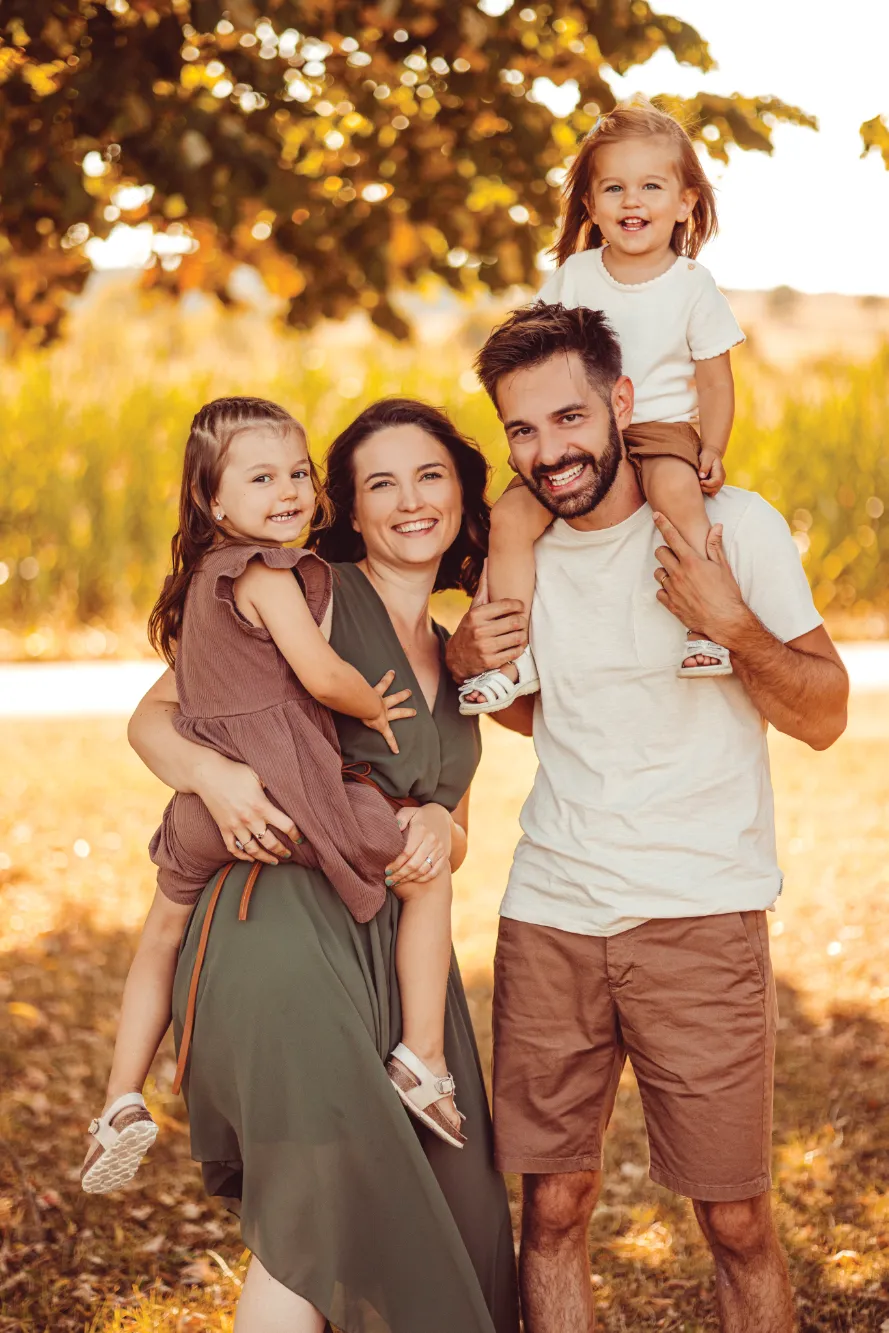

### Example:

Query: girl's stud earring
xmin=215 ymin=512 xmax=223 ymax=521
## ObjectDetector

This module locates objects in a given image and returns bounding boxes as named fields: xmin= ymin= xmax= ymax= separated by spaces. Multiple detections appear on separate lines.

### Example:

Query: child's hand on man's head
xmin=698 ymin=448 xmax=726 ymax=497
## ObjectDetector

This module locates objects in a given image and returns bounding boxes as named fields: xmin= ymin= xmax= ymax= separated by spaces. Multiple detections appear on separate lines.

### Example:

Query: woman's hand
xmin=362 ymin=669 xmax=416 ymax=755
xmin=194 ymin=751 xmax=300 ymax=865
xmin=385 ymin=803 xmax=452 ymax=890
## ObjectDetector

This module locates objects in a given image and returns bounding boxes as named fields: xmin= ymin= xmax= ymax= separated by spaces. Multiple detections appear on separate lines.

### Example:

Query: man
xmin=446 ymin=302 xmax=848 ymax=1333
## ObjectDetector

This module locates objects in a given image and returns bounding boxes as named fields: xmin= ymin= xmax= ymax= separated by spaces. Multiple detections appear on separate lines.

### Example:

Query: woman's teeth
xmin=394 ymin=518 xmax=437 ymax=534
xmin=546 ymin=463 xmax=585 ymax=490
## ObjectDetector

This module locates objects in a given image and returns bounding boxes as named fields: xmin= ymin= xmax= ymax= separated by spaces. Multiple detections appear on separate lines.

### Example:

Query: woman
xmin=128 ymin=398 xmax=520 ymax=1333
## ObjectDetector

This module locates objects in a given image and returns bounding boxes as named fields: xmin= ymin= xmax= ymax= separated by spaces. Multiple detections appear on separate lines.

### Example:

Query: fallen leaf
xmin=7 ymin=1001 xmax=45 ymax=1026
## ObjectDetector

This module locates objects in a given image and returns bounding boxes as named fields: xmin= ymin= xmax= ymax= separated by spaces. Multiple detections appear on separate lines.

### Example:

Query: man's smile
xmin=541 ymin=461 xmax=589 ymax=492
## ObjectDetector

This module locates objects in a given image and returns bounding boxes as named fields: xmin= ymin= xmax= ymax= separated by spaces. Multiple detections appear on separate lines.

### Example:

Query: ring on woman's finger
xmin=254 ymin=826 xmax=269 ymax=840
xmin=425 ymin=855 xmax=434 ymax=867
xmin=235 ymin=838 xmax=244 ymax=852
xmin=243 ymin=835 xmax=260 ymax=849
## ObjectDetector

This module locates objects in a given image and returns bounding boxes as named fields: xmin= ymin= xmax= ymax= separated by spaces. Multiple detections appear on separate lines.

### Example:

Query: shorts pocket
xmin=737 ymin=911 xmax=768 ymax=988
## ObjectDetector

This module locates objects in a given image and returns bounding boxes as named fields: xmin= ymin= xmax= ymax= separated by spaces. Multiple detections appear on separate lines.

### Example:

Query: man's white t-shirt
xmin=501 ymin=488 xmax=823 ymax=938
xmin=538 ymin=249 xmax=744 ymax=425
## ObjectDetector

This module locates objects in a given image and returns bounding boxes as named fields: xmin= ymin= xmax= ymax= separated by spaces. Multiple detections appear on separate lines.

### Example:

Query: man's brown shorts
xmin=492 ymin=912 xmax=777 ymax=1202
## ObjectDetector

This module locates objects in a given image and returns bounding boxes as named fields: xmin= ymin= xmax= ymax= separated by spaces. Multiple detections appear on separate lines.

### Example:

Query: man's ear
xmin=612 ymin=375 xmax=635 ymax=432
xmin=507 ymin=453 xmax=518 ymax=474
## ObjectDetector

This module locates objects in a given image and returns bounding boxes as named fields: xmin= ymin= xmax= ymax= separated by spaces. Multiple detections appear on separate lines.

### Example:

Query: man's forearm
xmin=725 ymin=613 xmax=848 ymax=750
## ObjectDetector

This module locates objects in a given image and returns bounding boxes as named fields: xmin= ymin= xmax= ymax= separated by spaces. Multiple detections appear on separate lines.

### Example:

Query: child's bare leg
xmin=392 ymin=868 xmax=458 ymax=1125
xmin=101 ymin=889 xmax=192 ymax=1109
xmin=640 ymin=455 xmax=721 ymax=669
xmin=81 ymin=888 xmax=191 ymax=1189
xmin=464 ymin=481 xmax=552 ymax=700
xmin=235 ymin=1255 xmax=326 ymax=1333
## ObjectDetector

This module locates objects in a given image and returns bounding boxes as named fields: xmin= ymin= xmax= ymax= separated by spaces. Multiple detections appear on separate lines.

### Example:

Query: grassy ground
xmin=1 ymin=699 xmax=888 ymax=1332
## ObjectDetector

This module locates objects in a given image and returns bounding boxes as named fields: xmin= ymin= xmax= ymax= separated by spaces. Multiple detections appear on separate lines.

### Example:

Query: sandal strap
xmin=458 ymin=670 xmax=514 ymax=706
xmin=390 ymin=1043 xmax=456 ymax=1111
xmin=684 ymin=639 xmax=730 ymax=664
xmin=88 ymin=1092 xmax=148 ymax=1148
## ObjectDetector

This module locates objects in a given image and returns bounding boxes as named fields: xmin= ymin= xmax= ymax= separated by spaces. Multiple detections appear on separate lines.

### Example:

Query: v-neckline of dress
xmin=350 ymin=564 xmax=447 ymax=720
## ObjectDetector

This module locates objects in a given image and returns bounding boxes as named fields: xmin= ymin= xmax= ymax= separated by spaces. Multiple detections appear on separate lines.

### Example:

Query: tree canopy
xmin=0 ymin=0 xmax=835 ymax=345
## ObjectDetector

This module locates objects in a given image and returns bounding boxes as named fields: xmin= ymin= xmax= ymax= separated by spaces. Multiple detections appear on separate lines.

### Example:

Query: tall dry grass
xmin=1 ymin=279 xmax=887 ymax=656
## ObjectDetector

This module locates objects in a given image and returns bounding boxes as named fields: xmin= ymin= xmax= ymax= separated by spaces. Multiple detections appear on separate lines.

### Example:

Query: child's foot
xmin=678 ymin=633 xmax=732 ymax=677
xmin=81 ymin=1092 xmax=158 ymax=1193
xmin=386 ymin=1043 xmax=467 ymax=1149
xmin=458 ymin=645 xmax=540 ymax=715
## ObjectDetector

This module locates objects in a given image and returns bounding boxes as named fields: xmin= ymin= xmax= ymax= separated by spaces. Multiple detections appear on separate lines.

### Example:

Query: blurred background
xmin=1 ymin=3 xmax=888 ymax=1331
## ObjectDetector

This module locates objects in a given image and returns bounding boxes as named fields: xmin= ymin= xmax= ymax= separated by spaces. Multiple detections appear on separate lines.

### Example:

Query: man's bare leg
xmin=694 ymin=1194 xmax=796 ymax=1332
xmin=520 ymin=1170 xmax=602 ymax=1333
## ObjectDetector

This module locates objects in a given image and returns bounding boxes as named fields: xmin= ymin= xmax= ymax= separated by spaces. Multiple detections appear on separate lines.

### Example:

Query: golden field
xmin=1 ymin=697 xmax=888 ymax=1332
xmin=1 ymin=280 xmax=887 ymax=657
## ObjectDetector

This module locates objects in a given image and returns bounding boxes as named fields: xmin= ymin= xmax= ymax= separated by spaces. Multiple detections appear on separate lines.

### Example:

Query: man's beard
xmin=522 ymin=415 xmax=623 ymax=519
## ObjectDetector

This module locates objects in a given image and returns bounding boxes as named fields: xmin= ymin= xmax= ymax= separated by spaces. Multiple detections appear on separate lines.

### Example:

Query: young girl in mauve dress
xmin=460 ymin=97 xmax=745 ymax=716
xmin=82 ymin=397 xmax=466 ymax=1194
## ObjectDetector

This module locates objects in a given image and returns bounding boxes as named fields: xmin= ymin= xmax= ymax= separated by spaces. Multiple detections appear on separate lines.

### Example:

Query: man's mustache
xmin=531 ymin=452 xmax=594 ymax=483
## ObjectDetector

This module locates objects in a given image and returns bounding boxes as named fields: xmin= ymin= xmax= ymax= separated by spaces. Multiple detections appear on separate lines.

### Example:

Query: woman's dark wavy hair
xmin=307 ymin=398 xmax=490 ymax=597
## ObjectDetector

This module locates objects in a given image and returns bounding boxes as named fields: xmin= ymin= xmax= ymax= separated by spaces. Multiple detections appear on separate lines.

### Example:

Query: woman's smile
xmin=392 ymin=516 xmax=440 ymax=536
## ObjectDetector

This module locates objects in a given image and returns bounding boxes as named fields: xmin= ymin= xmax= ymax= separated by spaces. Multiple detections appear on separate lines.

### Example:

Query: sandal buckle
xmin=434 ymin=1076 xmax=455 ymax=1097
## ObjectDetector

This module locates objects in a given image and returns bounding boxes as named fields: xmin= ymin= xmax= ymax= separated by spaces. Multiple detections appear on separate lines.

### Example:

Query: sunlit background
xmin=1 ymin=8 xmax=889 ymax=1328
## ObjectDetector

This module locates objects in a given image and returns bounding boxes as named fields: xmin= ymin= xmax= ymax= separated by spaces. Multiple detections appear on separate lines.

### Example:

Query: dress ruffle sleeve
xmin=211 ymin=543 xmax=333 ymax=634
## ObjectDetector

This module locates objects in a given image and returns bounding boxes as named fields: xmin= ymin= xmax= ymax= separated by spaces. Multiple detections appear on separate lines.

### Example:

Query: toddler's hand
xmin=698 ymin=448 xmax=726 ymax=497
xmin=362 ymin=669 xmax=415 ymax=755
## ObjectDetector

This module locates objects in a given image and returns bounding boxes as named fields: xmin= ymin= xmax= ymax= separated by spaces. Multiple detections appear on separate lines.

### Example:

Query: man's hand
xmin=653 ymin=514 xmax=752 ymax=649
xmin=445 ymin=563 xmax=528 ymax=683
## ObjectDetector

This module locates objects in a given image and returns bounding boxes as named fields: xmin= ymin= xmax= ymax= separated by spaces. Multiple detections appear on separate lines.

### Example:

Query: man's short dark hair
xmin=474 ymin=302 xmax=623 ymax=412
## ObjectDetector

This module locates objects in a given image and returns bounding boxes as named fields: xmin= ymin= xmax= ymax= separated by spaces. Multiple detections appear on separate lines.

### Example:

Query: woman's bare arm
xmin=127 ymin=669 xmax=297 ymax=863
xmin=449 ymin=789 xmax=470 ymax=873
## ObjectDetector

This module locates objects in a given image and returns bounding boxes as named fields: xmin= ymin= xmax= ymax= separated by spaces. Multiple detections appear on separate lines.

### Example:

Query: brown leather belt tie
xmin=172 ymin=765 xmax=417 ymax=1096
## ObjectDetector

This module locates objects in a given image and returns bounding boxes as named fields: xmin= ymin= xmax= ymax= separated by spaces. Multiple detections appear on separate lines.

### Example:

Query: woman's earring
xmin=215 ymin=511 xmax=223 ymax=521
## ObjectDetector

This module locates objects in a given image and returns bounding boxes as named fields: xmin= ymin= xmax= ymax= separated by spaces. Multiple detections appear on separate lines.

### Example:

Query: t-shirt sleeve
xmin=537 ymin=262 xmax=568 ymax=306
xmin=729 ymin=496 xmax=822 ymax=644
xmin=687 ymin=267 xmax=745 ymax=361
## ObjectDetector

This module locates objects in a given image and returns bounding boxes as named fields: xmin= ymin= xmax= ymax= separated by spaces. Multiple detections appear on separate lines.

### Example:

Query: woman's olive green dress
xmin=172 ymin=563 xmax=519 ymax=1333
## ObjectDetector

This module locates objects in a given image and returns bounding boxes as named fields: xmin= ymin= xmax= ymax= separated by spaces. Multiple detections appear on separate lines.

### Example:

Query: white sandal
xmin=81 ymin=1092 xmax=158 ymax=1193
xmin=677 ymin=639 xmax=733 ymax=678
xmin=458 ymin=645 xmax=540 ymax=716
xmin=386 ymin=1043 xmax=467 ymax=1149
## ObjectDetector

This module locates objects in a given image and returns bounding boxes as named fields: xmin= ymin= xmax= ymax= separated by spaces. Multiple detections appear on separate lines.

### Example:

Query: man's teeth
xmin=395 ymin=519 xmax=436 ymax=533
xmin=546 ymin=463 xmax=585 ymax=488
